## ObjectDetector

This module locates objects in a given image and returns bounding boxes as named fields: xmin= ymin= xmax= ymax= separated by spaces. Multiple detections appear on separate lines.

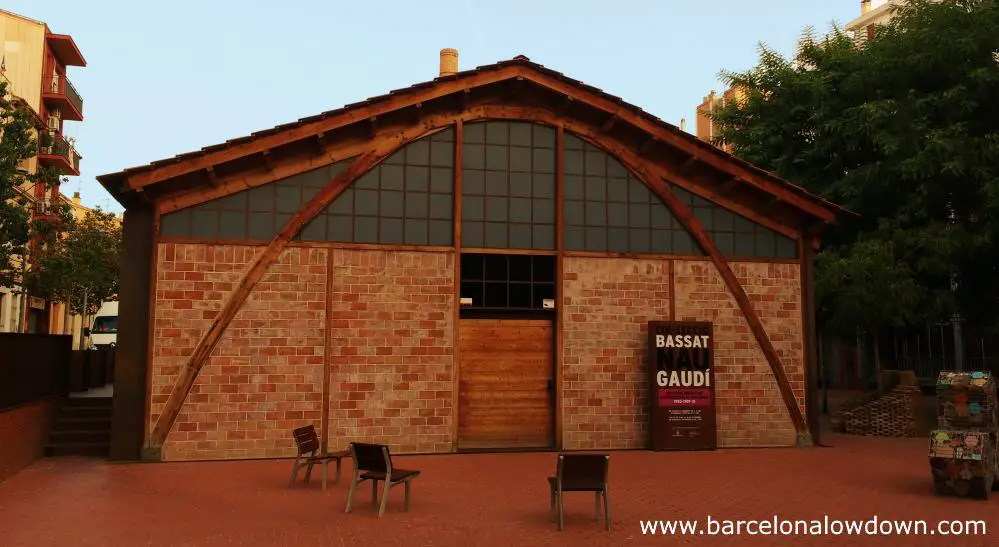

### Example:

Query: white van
xmin=86 ymin=301 xmax=119 ymax=350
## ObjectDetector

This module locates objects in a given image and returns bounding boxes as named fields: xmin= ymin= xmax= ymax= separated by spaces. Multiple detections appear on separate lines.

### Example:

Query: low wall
xmin=0 ymin=399 xmax=58 ymax=483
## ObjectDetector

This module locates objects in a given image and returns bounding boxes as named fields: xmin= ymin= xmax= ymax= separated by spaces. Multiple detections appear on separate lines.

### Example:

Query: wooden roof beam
xmin=205 ymin=166 xmax=219 ymax=187
xmin=366 ymin=116 xmax=378 ymax=139
xmin=260 ymin=150 xmax=275 ymax=171
xmin=639 ymin=136 xmax=658 ymax=156
xmin=556 ymin=95 xmax=574 ymax=117
xmin=600 ymin=113 xmax=619 ymax=133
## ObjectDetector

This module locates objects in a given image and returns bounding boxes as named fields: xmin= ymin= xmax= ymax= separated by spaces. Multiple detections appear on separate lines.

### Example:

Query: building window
xmin=460 ymin=253 xmax=556 ymax=310
xmin=672 ymin=186 xmax=798 ymax=259
xmin=461 ymin=121 xmax=556 ymax=250
xmin=563 ymin=132 xmax=701 ymax=255
xmin=301 ymin=128 xmax=454 ymax=245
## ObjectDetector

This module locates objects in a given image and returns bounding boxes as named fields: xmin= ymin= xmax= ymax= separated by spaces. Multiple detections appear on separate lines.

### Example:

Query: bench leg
xmin=344 ymin=471 xmax=360 ymax=514
xmin=378 ymin=479 xmax=391 ymax=518
xmin=594 ymin=492 xmax=600 ymax=521
xmin=335 ymin=457 xmax=342 ymax=484
xmin=603 ymin=490 xmax=611 ymax=531
xmin=556 ymin=491 xmax=564 ymax=531
xmin=303 ymin=462 xmax=314 ymax=484
xmin=288 ymin=460 xmax=302 ymax=488
xmin=549 ymin=486 xmax=556 ymax=522
xmin=371 ymin=479 xmax=379 ymax=506
xmin=321 ymin=461 xmax=328 ymax=492
xmin=404 ymin=479 xmax=411 ymax=512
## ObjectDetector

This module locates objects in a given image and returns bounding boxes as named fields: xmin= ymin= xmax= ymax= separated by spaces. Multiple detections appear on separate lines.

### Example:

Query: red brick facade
xmin=153 ymin=244 xmax=327 ymax=461
xmin=674 ymin=260 xmax=804 ymax=447
xmin=561 ymin=257 xmax=670 ymax=450
xmin=0 ymin=399 xmax=57 ymax=483
xmin=326 ymin=248 xmax=455 ymax=454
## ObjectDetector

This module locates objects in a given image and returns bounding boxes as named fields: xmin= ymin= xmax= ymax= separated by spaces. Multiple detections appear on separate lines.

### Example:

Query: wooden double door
xmin=457 ymin=318 xmax=554 ymax=450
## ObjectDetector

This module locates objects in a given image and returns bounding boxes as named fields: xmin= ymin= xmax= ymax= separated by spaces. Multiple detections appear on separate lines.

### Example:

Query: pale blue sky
xmin=11 ymin=0 xmax=863 ymax=213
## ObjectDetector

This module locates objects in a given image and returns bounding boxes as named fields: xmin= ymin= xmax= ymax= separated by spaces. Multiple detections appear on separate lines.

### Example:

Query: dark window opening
xmin=460 ymin=253 xmax=556 ymax=311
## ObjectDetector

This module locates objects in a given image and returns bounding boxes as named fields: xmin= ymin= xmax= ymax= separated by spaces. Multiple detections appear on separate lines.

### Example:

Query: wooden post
xmin=321 ymin=251 xmax=334 ymax=455
xmin=554 ymin=125 xmax=565 ymax=450
xmin=451 ymin=120 xmax=463 ymax=452
xmin=149 ymin=145 xmax=401 ymax=448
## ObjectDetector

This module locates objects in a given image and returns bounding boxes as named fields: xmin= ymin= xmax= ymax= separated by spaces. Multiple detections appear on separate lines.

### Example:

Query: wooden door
xmin=458 ymin=319 xmax=553 ymax=450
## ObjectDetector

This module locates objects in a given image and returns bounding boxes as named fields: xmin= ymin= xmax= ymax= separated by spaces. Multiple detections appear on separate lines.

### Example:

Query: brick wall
xmin=673 ymin=260 xmax=804 ymax=447
xmin=0 ymin=399 xmax=57 ymax=483
xmin=152 ymin=243 xmax=327 ymax=461
xmin=327 ymin=249 xmax=454 ymax=454
xmin=561 ymin=257 xmax=670 ymax=450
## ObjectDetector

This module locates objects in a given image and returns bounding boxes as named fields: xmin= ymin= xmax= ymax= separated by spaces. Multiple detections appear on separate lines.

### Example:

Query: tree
xmin=0 ymin=79 xmax=64 ymax=292
xmin=25 ymin=209 xmax=122 ymax=317
xmin=709 ymin=0 xmax=999 ymax=340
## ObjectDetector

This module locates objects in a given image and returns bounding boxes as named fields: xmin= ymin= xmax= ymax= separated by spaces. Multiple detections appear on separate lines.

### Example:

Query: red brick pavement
xmin=0 ymin=434 xmax=995 ymax=547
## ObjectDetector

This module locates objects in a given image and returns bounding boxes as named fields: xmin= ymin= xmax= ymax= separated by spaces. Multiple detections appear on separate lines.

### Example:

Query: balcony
xmin=42 ymin=75 xmax=84 ymax=121
xmin=38 ymin=133 xmax=81 ymax=176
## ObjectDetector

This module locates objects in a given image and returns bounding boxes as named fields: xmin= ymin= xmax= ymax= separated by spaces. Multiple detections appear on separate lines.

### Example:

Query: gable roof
xmin=98 ymin=55 xmax=849 ymax=224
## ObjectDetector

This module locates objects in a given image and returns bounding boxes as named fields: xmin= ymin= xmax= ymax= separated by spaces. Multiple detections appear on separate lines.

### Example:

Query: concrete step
xmin=49 ymin=430 xmax=111 ymax=445
xmin=50 ymin=417 xmax=111 ymax=432
xmin=58 ymin=406 xmax=111 ymax=420
xmin=64 ymin=397 xmax=113 ymax=408
xmin=44 ymin=443 xmax=110 ymax=458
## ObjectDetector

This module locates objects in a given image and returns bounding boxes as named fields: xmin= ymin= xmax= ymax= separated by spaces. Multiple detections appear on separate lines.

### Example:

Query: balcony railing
xmin=40 ymin=133 xmax=81 ymax=174
xmin=42 ymin=75 xmax=84 ymax=120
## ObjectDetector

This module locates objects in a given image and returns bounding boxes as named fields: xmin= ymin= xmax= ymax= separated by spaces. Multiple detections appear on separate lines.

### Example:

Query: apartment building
xmin=846 ymin=0 xmax=900 ymax=43
xmin=0 ymin=9 xmax=86 ymax=334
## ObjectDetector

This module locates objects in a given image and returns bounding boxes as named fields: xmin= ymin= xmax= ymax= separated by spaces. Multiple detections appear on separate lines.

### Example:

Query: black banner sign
xmin=648 ymin=321 xmax=717 ymax=451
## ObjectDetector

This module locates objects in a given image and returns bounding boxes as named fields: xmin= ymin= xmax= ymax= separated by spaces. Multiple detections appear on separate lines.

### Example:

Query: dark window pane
xmin=484 ymin=222 xmax=508 ymax=248
xmin=463 ymin=195 xmax=484 ymax=221
xmin=509 ymin=283 xmax=531 ymax=308
xmin=533 ymin=225 xmax=555 ymax=250
xmin=384 ymin=150 xmax=405 ymax=165
xmin=607 ymin=203 xmax=628 ymax=227
xmin=608 ymin=227 xmax=629 ymax=252
xmin=485 ymin=197 xmax=508 ymax=222
xmin=219 ymin=211 xmax=246 ymax=238
xmin=630 ymin=179 xmax=653 ymax=203
xmin=533 ymin=283 xmax=555 ymax=308
xmin=533 ymin=199 xmax=554 ymax=224
xmin=329 ymin=189 xmax=353 ymax=215
xmin=406 ymin=139 xmax=430 ymax=166
xmin=461 ymin=282 xmax=484 ymax=305
xmin=607 ymin=157 xmax=628 ymax=177
xmin=509 ymin=255 xmax=531 ymax=281
xmin=381 ymin=165 xmax=404 ymax=191
xmin=651 ymin=204 xmax=673 ymax=229
xmin=585 ymin=227 xmax=607 ymax=252
xmin=380 ymin=218 xmax=404 ymax=244
xmin=607 ymin=180 xmax=628 ymax=203
xmin=564 ymin=132 xmax=584 ymax=150
xmin=714 ymin=209 xmax=735 ymax=232
xmin=462 ymin=254 xmax=484 ymax=280
xmin=462 ymin=220 xmax=484 ymax=247
xmin=429 ymin=194 xmax=452 ymax=220
xmin=275 ymin=213 xmax=291 ymax=229
xmin=463 ymin=145 xmax=485 ymax=169
xmin=463 ymin=169 xmax=485 ymax=194
xmin=302 ymin=183 xmax=322 ymax=204
xmin=430 ymin=167 xmax=452 ymax=193
xmin=485 ymin=122 xmax=509 ymax=145
xmin=405 ymin=192 xmax=428 ymax=218
xmin=406 ymin=218 xmax=428 ymax=245
xmin=735 ymin=233 xmax=756 ymax=257
xmin=584 ymin=151 xmax=606 ymax=176
xmin=432 ymin=127 xmax=454 ymax=142
xmin=776 ymin=236 xmax=798 ymax=259
xmin=300 ymin=216 xmax=326 ymax=241
xmin=584 ymin=176 xmax=606 ymax=201
xmin=464 ymin=122 xmax=485 ymax=144
xmin=429 ymin=220 xmax=452 ymax=246
xmin=328 ymin=216 xmax=352 ymax=242
xmin=629 ymin=229 xmax=650 ymax=253
xmin=216 ymin=191 xmax=247 ymax=211
xmin=355 ymin=170 xmax=379 ymax=190
xmin=485 ymin=171 xmax=508 ymax=196
xmin=714 ymin=232 xmax=735 ymax=256
xmin=509 ymin=198 xmax=532 ymax=223
xmin=302 ymin=167 xmax=328 ymax=188
xmin=485 ymin=145 xmax=509 ymax=171
xmin=509 ymin=172 xmax=532 ymax=197
xmin=734 ymin=214 xmax=755 ymax=234
xmin=754 ymin=232 xmax=777 ymax=257
xmin=406 ymin=166 xmax=429 ymax=192
xmin=674 ymin=231 xmax=697 ymax=255
xmin=509 ymin=223 xmax=532 ymax=249
xmin=694 ymin=206 xmax=713 ymax=229
xmin=160 ymin=211 xmax=189 ymax=236
xmin=565 ymin=200 xmax=585 ymax=226
xmin=249 ymin=186 xmax=274 ymax=212
xmin=191 ymin=210 xmax=218 ymax=238
xmin=533 ymin=174 xmax=554 ymax=198
xmin=275 ymin=185 xmax=301 ymax=213
xmin=630 ymin=203 xmax=650 ymax=228
xmin=484 ymin=254 xmax=507 ymax=281
xmin=585 ymin=202 xmax=606 ymax=226
xmin=380 ymin=191 xmax=404 ymax=218
xmin=430 ymin=141 xmax=453 ymax=167
xmin=484 ymin=282 xmax=508 ymax=307
xmin=650 ymin=229 xmax=671 ymax=253
xmin=355 ymin=189 xmax=379 ymax=216
xmin=533 ymin=148 xmax=554 ymax=173
xmin=510 ymin=123 xmax=532 ymax=147
xmin=248 ymin=213 xmax=273 ymax=239
xmin=354 ymin=217 xmax=378 ymax=243
xmin=510 ymin=147 xmax=532 ymax=172
xmin=564 ymin=150 xmax=584 ymax=176
xmin=533 ymin=124 xmax=555 ymax=148
xmin=565 ymin=226 xmax=585 ymax=250
xmin=564 ymin=175 xmax=585 ymax=200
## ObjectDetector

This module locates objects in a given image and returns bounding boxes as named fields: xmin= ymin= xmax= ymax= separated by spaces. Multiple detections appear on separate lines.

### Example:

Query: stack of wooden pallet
xmin=842 ymin=385 xmax=920 ymax=437
xmin=929 ymin=371 xmax=999 ymax=499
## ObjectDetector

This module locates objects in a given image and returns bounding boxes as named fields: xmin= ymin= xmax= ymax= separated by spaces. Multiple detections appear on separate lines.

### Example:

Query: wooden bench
xmin=288 ymin=425 xmax=349 ymax=491
xmin=344 ymin=442 xmax=421 ymax=517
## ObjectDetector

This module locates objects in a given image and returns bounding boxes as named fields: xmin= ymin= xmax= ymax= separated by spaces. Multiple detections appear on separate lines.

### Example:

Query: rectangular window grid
xmin=459 ymin=253 xmax=556 ymax=310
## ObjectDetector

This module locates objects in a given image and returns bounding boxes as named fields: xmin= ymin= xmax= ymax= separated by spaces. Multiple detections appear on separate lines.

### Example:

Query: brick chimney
xmin=439 ymin=48 xmax=458 ymax=77
xmin=861 ymin=0 xmax=872 ymax=14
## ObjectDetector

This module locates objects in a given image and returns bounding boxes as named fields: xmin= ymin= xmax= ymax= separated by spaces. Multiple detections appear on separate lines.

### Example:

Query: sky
xmin=9 ymin=0 xmax=868 ymax=214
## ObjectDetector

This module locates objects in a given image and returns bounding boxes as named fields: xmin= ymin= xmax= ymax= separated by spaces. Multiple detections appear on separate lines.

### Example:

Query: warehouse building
xmin=98 ymin=51 xmax=845 ymax=462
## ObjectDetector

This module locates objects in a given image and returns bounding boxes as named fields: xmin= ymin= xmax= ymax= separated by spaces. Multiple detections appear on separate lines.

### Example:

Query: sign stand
xmin=648 ymin=321 xmax=717 ymax=451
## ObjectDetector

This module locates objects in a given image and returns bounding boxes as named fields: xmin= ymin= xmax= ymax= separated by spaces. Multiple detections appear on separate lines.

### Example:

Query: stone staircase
xmin=45 ymin=397 xmax=112 ymax=457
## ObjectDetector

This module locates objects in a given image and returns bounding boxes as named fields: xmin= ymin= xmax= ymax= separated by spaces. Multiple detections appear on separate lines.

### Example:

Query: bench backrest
xmin=557 ymin=454 xmax=609 ymax=489
xmin=350 ymin=442 xmax=391 ymax=474
xmin=292 ymin=425 xmax=320 ymax=455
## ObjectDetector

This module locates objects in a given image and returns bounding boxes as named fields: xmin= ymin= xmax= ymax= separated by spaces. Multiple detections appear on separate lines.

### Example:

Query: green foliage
xmin=24 ymin=209 xmax=122 ymax=316
xmin=710 ymin=0 xmax=999 ymax=335
xmin=0 ymin=78 xmax=63 ymax=289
